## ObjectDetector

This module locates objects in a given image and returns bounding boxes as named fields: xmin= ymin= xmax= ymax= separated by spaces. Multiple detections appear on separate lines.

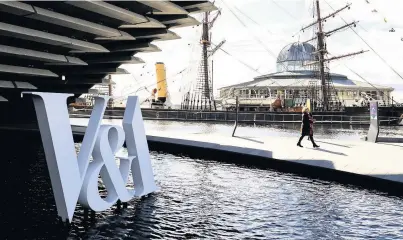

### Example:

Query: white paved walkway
xmin=69 ymin=117 xmax=403 ymax=185
xmin=146 ymin=130 xmax=403 ymax=184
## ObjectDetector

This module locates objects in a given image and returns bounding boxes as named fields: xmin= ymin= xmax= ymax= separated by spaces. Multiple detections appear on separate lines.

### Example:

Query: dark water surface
xmin=2 ymin=130 xmax=403 ymax=239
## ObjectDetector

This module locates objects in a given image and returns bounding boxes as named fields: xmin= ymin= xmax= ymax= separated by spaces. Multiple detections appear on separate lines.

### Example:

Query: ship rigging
xmin=300 ymin=1 xmax=367 ymax=111
xmin=180 ymin=5 xmax=223 ymax=111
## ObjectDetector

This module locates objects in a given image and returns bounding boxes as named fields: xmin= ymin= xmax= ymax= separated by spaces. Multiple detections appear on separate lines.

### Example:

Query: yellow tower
xmin=155 ymin=62 xmax=167 ymax=103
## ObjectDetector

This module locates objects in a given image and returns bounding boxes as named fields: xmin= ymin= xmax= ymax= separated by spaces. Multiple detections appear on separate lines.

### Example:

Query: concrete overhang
xmin=124 ymin=28 xmax=170 ymax=38
xmin=63 ymin=78 xmax=114 ymax=85
xmin=151 ymin=31 xmax=181 ymax=41
xmin=0 ymin=80 xmax=37 ymax=90
xmin=119 ymin=17 xmax=166 ymax=29
xmin=66 ymin=1 xmax=149 ymax=25
xmin=0 ymin=2 xmax=134 ymax=40
xmin=0 ymin=64 xmax=58 ymax=77
xmin=0 ymin=95 xmax=7 ymax=102
xmin=0 ymin=1 xmax=217 ymax=95
xmin=0 ymin=22 xmax=109 ymax=53
xmin=134 ymin=30 xmax=180 ymax=41
xmin=181 ymin=2 xmax=219 ymax=13
xmin=0 ymin=44 xmax=87 ymax=65
xmin=85 ymin=56 xmax=145 ymax=64
xmin=137 ymin=1 xmax=188 ymax=15
xmin=14 ymin=81 xmax=38 ymax=89
xmin=159 ymin=15 xmax=200 ymax=28
xmin=45 ymin=57 xmax=89 ymax=66
xmin=66 ymin=68 xmax=129 ymax=75
xmin=94 ymin=31 xmax=136 ymax=41
xmin=107 ymin=43 xmax=161 ymax=53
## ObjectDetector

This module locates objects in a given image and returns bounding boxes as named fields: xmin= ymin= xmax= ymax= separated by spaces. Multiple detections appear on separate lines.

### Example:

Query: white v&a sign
xmin=22 ymin=92 xmax=158 ymax=223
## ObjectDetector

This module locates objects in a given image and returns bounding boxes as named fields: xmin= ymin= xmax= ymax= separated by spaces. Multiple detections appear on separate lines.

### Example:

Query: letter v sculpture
xmin=22 ymin=92 xmax=158 ymax=223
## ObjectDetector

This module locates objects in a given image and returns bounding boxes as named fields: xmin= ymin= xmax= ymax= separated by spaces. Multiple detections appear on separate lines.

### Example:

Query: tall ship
xmin=71 ymin=0 xmax=403 ymax=125
xmin=207 ymin=1 xmax=403 ymax=122
xmin=216 ymin=41 xmax=397 ymax=116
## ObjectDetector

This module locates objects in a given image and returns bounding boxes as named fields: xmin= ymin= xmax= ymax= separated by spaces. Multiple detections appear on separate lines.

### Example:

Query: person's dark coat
xmin=301 ymin=112 xmax=313 ymax=135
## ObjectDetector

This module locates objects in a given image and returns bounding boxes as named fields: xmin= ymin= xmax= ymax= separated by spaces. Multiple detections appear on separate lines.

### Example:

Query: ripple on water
xmin=4 ymin=144 xmax=403 ymax=239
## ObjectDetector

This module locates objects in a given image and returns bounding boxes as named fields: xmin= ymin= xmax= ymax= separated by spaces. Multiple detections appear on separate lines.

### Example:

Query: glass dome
xmin=276 ymin=42 xmax=318 ymax=72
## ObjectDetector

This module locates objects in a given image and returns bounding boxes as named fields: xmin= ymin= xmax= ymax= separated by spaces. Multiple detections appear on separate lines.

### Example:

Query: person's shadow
xmin=234 ymin=136 xmax=265 ymax=144
xmin=313 ymin=147 xmax=347 ymax=156
xmin=316 ymin=140 xmax=351 ymax=148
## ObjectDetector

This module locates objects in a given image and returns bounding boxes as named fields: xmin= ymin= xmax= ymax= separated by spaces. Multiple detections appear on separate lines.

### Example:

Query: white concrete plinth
xmin=145 ymin=130 xmax=403 ymax=184
xmin=71 ymin=123 xmax=403 ymax=186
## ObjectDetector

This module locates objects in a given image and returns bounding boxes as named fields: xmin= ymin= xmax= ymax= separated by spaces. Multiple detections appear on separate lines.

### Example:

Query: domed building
xmin=218 ymin=42 xmax=394 ymax=111
xmin=276 ymin=42 xmax=318 ymax=72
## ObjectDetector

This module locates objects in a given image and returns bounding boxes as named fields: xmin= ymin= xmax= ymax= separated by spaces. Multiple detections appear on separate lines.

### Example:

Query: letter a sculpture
xmin=22 ymin=92 xmax=158 ymax=223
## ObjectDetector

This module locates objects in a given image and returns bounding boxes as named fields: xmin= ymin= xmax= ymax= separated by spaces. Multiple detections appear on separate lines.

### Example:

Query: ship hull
xmin=69 ymin=106 xmax=403 ymax=126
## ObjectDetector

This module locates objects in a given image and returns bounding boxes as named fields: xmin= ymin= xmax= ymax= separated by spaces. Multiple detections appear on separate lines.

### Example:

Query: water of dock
xmin=2 ymin=120 xmax=403 ymax=239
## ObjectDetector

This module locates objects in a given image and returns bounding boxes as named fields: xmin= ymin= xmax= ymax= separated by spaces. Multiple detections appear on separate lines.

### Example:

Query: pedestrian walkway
xmin=146 ymin=129 xmax=403 ymax=184
xmin=70 ymin=122 xmax=403 ymax=191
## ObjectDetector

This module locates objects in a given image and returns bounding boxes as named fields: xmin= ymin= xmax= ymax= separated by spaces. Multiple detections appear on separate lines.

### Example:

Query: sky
xmin=111 ymin=0 xmax=403 ymax=105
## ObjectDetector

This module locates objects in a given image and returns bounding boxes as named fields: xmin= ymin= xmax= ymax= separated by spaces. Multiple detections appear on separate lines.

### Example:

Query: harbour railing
xmin=69 ymin=108 xmax=400 ymax=125
xmin=141 ymin=111 xmax=398 ymax=125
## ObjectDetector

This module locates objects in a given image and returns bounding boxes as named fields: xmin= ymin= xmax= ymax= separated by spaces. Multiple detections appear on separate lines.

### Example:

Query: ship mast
xmin=107 ymin=74 xmax=113 ymax=108
xmin=316 ymin=0 xmax=327 ymax=111
xmin=181 ymin=6 xmax=223 ymax=111
xmin=201 ymin=11 xmax=210 ymax=104
xmin=301 ymin=1 xmax=368 ymax=111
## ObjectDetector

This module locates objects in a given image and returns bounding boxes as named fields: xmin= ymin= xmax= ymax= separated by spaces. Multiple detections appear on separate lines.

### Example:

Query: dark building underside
xmin=0 ymin=0 xmax=216 ymax=125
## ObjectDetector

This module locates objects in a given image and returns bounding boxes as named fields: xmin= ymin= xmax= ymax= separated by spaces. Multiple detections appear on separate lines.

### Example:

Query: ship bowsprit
xmin=0 ymin=1 xmax=217 ymax=127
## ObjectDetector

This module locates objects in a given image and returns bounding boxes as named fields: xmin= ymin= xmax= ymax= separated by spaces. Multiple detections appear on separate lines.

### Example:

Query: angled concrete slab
xmin=179 ymin=1 xmax=219 ymax=13
xmin=0 ymin=2 xmax=133 ymax=39
xmin=0 ymin=44 xmax=87 ymax=65
xmin=45 ymin=56 xmax=88 ymax=66
xmin=159 ymin=15 xmax=201 ymax=28
xmin=107 ymin=43 xmax=161 ymax=53
xmin=124 ymin=28 xmax=169 ymax=38
xmin=0 ymin=64 xmax=58 ymax=77
xmin=14 ymin=81 xmax=37 ymax=89
xmin=65 ymin=67 xmax=129 ymax=75
xmin=133 ymin=30 xmax=180 ymax=41
xmin=85 ymin=56 xmax=145 ymax=64
xmin=151 ymin=31 xmax=181 ymax=41
xmin=0 ymin=95 xmax=8 ymax=102
xmin=0 ymin=80 xmax=37 ymax=90
xmin=137 ymin=1 xmax=188 ymax=15
xmin=119 ymin=17 xmax=166 ymax=29
xmin=0 ymin=80 xmax=15 ymax=88
xmin=94 ymin=30 xmax=136 ymax=41
xmin=0 ymin=22 xmax=109 ymax=53
xmin=0 ymin=1 xmax=216 ymax=97
xmin=0 ymin=1 xmax=34 ymax=16
xmin=67 ymin=1 xmax=148 ymax=25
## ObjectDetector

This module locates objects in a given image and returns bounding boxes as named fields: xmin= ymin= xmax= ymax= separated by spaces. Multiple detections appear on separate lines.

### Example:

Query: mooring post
xmin=232 ymin=96 xmax=239 ymax=137
xmin=365 ymin=101 xmax=379 ymax=142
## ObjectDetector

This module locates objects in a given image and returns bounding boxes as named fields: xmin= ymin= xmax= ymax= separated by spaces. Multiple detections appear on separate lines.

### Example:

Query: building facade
xmin=218 ymin=42 xmax=393 ymax=111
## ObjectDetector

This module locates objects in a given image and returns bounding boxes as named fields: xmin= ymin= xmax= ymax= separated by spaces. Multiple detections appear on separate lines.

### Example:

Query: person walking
xmin=297 ymin=107 xmax=319 ymax=148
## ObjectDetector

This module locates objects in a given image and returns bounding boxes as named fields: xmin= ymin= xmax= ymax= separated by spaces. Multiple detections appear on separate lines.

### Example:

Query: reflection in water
xmin=3 ymin=130 xmax=403 ymax=239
